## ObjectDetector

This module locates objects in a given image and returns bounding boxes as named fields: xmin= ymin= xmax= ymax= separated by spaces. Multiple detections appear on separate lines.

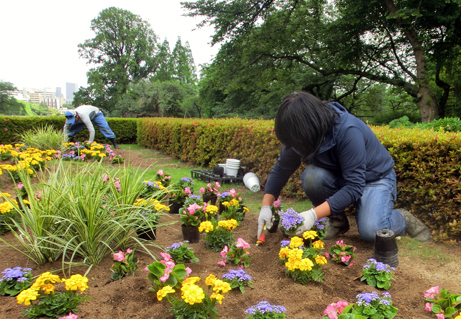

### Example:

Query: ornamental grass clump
xmin=327 ymin=240 xmax=356 ymax=266
xmin=156 ymin=274 xmax=231 ymax=319
xmin=16 ymin=272 xmax=90 ymax=319
xmin=0 ymin=267 xmax=33 ymax=296
xmin=245 ymin=301 xmax=287 ymax=319
xmin=110 ymin=248 xmax=138 ymax=280
xmin=323 ymin=292 xmax=398 ymax=319
xmin=0 ymin=192 xmax=20 ymax=235
xmin=199 ymin=219 xmax=237 ymax=252
xmin=278 ymin=232 xmax=327 ymax=284
xmin=361 ymin=258 xmax=396 ymax=290
xmin=424 ymin=286 xmax=461 ymax=318
xmin=166 ymin=241 xmax=199 ymax=264
xmin=221 ymin=269 xmax=253 ymax=293
xmin=279 ymin=208 xmax=304 ymax=236
xmin=147 ymin=252 xmax=192 ymax=292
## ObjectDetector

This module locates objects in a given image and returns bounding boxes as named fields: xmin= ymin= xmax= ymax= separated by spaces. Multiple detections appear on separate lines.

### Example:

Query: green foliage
xmin=77 ymin=7 xmax=160 ymax=113
xmin=0 ymin=116 xmax=137 ymax=145
xmin=0 ymin=267 xmax=33 ymax=296
xmin=110 ymin=249 xmax=138 ymax=281
xmin=418 ymin=117 xmax=461 ymax=132
xmin=0 ymin=160 xmax=165 ymax=266
xmin=360 ymin=259 xmax=395 ymax=290
xmin=165 ymin=241 xmax=199 ymax=264
xmin=147 ymin=261 xmax=188 ymax=292
xmin=425 ymin=286 xmax=461 ymax=318
xmin=17 ymin=124 xmax=65 ymax=151
xmin=200 ymin=219 xmax=235 ymax=252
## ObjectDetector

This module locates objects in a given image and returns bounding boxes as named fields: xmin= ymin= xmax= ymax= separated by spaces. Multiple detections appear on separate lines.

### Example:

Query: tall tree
xmin=184 ymin=0 xmax=461 ymax=122
xmin=170 ymin=37 xmax=198 ymax=86
xmin=151 ymin=39 xmax=173 ymax=82
xmin=77 ymin=7 xmax=160 ymax=113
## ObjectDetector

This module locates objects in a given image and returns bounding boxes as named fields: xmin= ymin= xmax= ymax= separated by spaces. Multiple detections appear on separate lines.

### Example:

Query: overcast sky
xmin=1 ymin=1 xmax=220 ymax=94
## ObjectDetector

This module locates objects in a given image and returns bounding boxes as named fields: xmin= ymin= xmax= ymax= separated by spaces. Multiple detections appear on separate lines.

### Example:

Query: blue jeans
xmin=68 ymin=113 xmax=116 ymax=139
xmin=301 ymin=165 xmax=406 ymax=242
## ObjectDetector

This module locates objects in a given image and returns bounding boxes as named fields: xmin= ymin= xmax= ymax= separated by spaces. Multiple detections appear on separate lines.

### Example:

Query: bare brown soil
xmin=0 ymin=148 xmax=460 ymax=319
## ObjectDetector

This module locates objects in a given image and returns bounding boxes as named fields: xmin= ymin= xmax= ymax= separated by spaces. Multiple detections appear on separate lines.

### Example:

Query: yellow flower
xmin=154 ymin=203 xmax=168 ymax=211
xmin=98 ymin=153 xmax=106 ymax=158
xmin=243 ymin=206 xmax=249 ymax=213
xmin=16 ymin=288 xmax=39 ymax=306
xmin=1 ymin=192 xmax=11 ymax=198
xmin=315 ymin=255 xmax=328 ymax=265
xmin=287 ymin=248 xmax=303 ymax=261
xmin=279 ymin=247 xmax=291 ymax=260
xmin=206 ymin=205 xmax=218 ymax=214
xmin=0 ymin=202 xmax=14 ymax=214
xmin=312 ymin=240 xmax=325 ymax=250
xmin=212 ymin=280 xmax=231 ymax=294
xmin=298 ymin=258 xmax=314 ymax=271
xmin=62 ymin=274 xmax=89 ymax=292
xmin=198 ymin=221 xmax=213 ymax=233
xmin=230 ymin=199 xmax=240 ymax=206
xmin=181 ymin=283 xmax=205 ymax=305
xmin=157 ymin=285 xmax=175 ymax=301
xmin=218 ymin=219 xmax=238 ymax=230
xmin=205 ymin=274 xmax=217 ymax=286
xmin=210 ymin=292 xmax=225 ymax=305
xmin=27 ymin=169 xmax=34 ymax=175
xmin=31 ymin=272 xmax=61 ymax=291
xmin=221 ymin=201 xmax=230 ymax=207
xmin=289 ymin=236 xmax=304 ymax=249
xmin=302 ymin=230 xmax=318 ymax=240
xmin=41 ymin=283 xmax=56 ymax=294
xmin=23 ymin=199 xmax=30 ymax=205
xmin=182 ymin=276 xmax=201 ymax=286
xmin=285 ymin=258 xmax=300 ymax=271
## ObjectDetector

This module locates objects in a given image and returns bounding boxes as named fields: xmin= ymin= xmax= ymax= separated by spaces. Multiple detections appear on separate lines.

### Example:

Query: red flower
xmin=4 ymin=128 xmax=7 ymax=131
xmin=193 ymin=122 xmax=197 ymax=126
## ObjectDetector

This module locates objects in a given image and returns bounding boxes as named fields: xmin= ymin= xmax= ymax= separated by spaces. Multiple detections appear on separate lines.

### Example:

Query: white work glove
xmin=295 ymin=208 xmax=318 ymax=236
xmin=257 ymin=206 xmax=273 ymax=238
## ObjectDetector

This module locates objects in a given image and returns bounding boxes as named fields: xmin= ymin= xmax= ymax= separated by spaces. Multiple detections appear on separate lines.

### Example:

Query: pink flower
xmin=220 ymin=246 xmax=228 ymax=258
xmin=102 ymin=174 xmax=110 ymax=182
xmin=187 ymin=203 xmax=201 ymax=214
xmin=336 ymin=240 xmax=345 ymax=247
xmin=425 ymin=302 xmax=433 ymax=312
xmin=325 ymin=252 xmax=330 ymax=259
xmin=214 ymin=182 xmax=221 ymax=188
xmin=185 ymin=267 xmax=192 ymax=276
xmin=160 ymin=268 xmax=172 ymax=282
xmin=157 ymin=169 xmax=164 ymax=176
xmin=273 ymin=199 xmax=281 ymax=208
xmin=58 ymin=313 xmax=78 ymax=319
xmin=435 ymin=313 xmax=445 ymax=319
xmin=335 ymin=301 xmax=348 ymax=314
xmin=36 ymin=193 xmax=42 ymax=200
xmin=341 ymin=255 xmax=351 ymax=263
xmin=324 ymin=304 xmax=338 ymax=319
xmin=217 ymin=261 xmax=227 ymax=267
xmin=113 ymin=251 xmax=126 ymax=262
xmin=126 ymin=248 xmax=132 ymax=253
xmin=229 ymin=189 xmax=236 ymax=197
xmin=236 ymin=238 xmax=250 ymax=249
xmin=200 ymin=187 xmax=205 ymax=194
xmin=206 ymin=183 xmax=212 ymax=188
xmin=160 ymin=252 xmax=172 ymax=262
xmin=424 ymin=286 xmax=440 ymax=299
xmin=164 ymin=261 xmax=175 ymax=269
xmin=184 ymin=187 xmax=191 ymax=195
xmin=109 ymin=211 xmax=115 ymax=216
xmin=16 ymin=183 xmax=24 ymax=190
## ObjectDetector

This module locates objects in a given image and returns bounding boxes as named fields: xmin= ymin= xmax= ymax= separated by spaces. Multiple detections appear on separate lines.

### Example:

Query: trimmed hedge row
xmin=0 ymin=116 xmax=138 ymax=144
xmin=138 ymin=118 xmax=461 ymax=242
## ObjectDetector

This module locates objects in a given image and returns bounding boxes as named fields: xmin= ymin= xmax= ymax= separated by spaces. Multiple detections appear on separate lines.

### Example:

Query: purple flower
xmin=279 ymin=208 xmax=304 ymax=231
xmin=280 ymin=240 xmax=291 ymax=247
xmin=245 ymin=301 xmax=287 ymax=315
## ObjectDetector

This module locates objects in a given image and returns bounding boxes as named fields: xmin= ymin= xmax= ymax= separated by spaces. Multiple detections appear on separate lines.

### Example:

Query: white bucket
xmin=226 ymin=167 xmax=239 ymax=177
xmin=218 ymin=163 xmax=227 ymax=174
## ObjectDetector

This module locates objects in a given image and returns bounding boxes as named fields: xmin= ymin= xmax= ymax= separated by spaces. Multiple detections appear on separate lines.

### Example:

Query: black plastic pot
xmin=181 ymin=224 xmax=200 ymax=243
xmin=268 ymin=220 xmax=279 ymax=233
xmin=169 ymin=199 xmax=183 ymax=214
xmin=136 ymin=226 xmax=157 ymax=240
xmin=203 ymin=194 xmax=218 ymax=206
xmin=373 ymin=229 xmax=399 ymax=267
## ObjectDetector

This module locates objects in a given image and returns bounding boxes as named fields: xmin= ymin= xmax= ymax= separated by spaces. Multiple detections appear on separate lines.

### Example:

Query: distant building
xmin=23 ymin=88 xmax=63 ymax=109
xmin=56 ymin=87 xmax=63 ymax=98
xmin=66 ymin=82 xmax=78 ymax=104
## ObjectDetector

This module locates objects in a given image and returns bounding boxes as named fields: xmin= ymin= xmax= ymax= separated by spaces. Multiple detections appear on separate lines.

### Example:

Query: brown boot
xmin=324 ymin=213 xmax=350 ymax=240
xmin=397 ymin=209 xmax=431 ymax=242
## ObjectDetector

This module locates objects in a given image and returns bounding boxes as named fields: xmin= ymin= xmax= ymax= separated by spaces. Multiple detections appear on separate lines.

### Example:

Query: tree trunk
xmin=384 ymin=0 xmax=439 ymax=122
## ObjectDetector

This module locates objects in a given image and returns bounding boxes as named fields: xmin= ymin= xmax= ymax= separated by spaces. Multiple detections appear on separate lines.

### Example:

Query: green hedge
xmin=138 ymin=118 xmax=461 ymax=242
xmin=0 ymin=116 xmax=138 ymax=144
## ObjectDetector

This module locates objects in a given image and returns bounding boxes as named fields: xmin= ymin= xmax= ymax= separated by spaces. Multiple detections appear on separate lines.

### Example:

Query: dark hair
xmin=275 ymin=91 xmax=336 ymax=162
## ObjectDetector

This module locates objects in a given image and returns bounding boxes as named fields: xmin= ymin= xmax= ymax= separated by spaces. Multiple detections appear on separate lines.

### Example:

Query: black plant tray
xmin=190 ymin=169 xmax=244 ymax=184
